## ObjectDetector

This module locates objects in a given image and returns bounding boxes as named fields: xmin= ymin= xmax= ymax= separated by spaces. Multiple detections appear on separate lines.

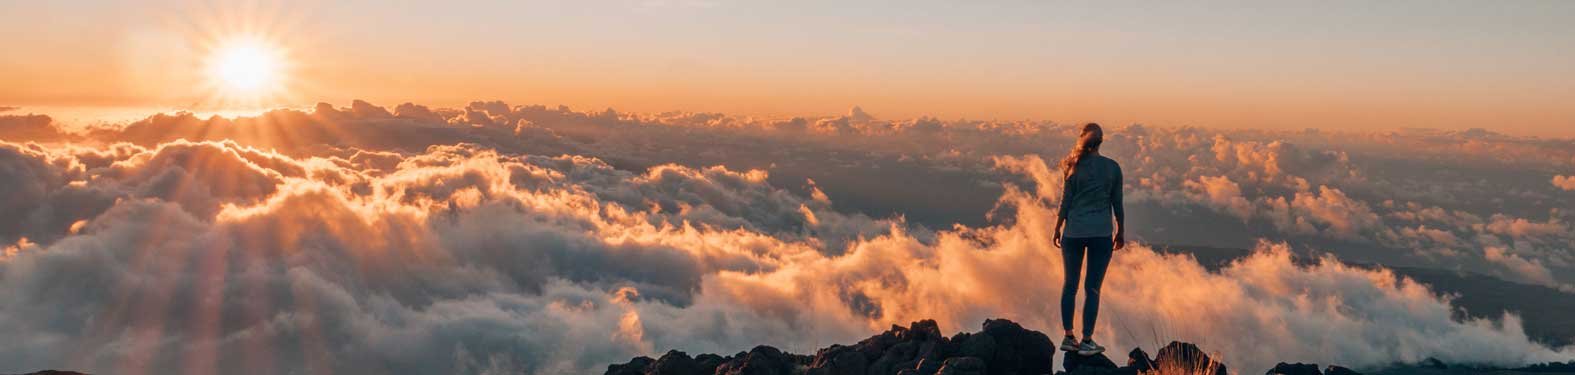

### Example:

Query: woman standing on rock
xmin=1052 ymin=122 xmax=1125 ymax=356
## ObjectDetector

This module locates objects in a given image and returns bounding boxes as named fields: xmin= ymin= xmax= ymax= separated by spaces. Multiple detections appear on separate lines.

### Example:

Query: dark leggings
xmin=1061 ymin=236 xmax=1113 ymax=336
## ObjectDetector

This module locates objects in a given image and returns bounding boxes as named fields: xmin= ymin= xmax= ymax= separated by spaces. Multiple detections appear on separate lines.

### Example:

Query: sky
xmin=3 ymin=0 xmax=1574 ymax=136
xmin=3 ymin=2 xmax=1575 ymax=374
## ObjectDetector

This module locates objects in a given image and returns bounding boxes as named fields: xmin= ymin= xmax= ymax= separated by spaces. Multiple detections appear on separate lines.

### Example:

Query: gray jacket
xmin=1058 ymin=155 xmax=1123 ymax=238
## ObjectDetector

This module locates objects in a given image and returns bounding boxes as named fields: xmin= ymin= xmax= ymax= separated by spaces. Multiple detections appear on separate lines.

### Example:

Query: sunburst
xmin=176 ymin=1 xmax=310 ymax=110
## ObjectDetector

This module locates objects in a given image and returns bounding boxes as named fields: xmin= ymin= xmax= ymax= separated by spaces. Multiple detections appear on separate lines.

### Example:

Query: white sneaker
xmin=1077 ymin=338 xmax=1106 ymax=356
xmin=1059 ymin=335 xmax=1080 ymax=352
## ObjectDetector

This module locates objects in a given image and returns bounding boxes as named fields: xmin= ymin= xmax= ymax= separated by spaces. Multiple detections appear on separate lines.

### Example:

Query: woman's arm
xmin=1112 ymin=163 xmax=1125 ymax=250
xmin=1054 ymin=175 xmax=1074 ymax=248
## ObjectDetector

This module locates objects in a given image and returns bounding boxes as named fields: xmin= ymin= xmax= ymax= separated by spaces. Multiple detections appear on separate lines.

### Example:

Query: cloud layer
xmin=0 ymin=102 xmax=1573 ymax=374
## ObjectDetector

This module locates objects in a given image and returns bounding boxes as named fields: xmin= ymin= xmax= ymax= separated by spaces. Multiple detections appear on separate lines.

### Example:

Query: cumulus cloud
xmin=0 ymin=114 xmax=74 ymax=142
xmin=2 ymin=101 xmax=1574 ymax=373
xmin=0 ymin=132 xmax=1571 ymax=375
xmin=1555 ymin=175 xmax=1575 ymax=191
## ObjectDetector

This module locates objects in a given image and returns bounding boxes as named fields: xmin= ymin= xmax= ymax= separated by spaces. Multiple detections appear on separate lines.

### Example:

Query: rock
xmin=1266 ymin=362 xmax=1321 ymax=375
xmin=937 ymin=356 xmax=986 ymax=375
xmin=806 ymin=344 xmax=867 ymax=375
xmin=715 ymin=345 xmax=803 ymax=375
xmin=1322 ymin=365 xmax=1362 ymax=375
xmin=696 ymin=353 xmax=728 ymax=374
xmin=973 ymin=319 xmax=1056 ymax=375
xmin=605 ymin=318 xmax=1056 ymax=375
xmin=1063 ymin=351 xmax=1138 ymax=375
xmin=916 ymin=356 xmax=946 ymax=374
xmin=955 ymin=332 xmax=997 ymax=360
xmin=648 ymin=350 xmax=702 ymax=375
xmin=1064 ymin=351 xmax=1118 ymax=372
xmin=1155 ymin=341 xmax=1228 ymax=375
xmin=1127 ymin=348 xmax=1156 ymax=372
xmin=869 ymin=340 xmax=919 ymax=374
xmin=906 ymin=319 xmax=945 ymax=341
xmin=606 ymin=356 xmax=654 ymax=375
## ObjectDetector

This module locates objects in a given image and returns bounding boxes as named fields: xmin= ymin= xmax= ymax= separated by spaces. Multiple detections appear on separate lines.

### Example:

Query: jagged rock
xmin=715 ymin=345 xmax=806 ymax=375
xmin=1063 ymin=351 xmax=1118 ymax=372
xmin=937 ymin=356 xmax=985 ymax=375
xmin=606 ymin=356 xmax=655 ymax=375
xmin=915 ymin=356 xmax=946 ymax=374
xmin=1127 ymin=348 xmax=1156 ymax=372
xmin=696 ymin=353 xmax=728 ymax=374
xmin=806 ymin=344 xmax=866 ymax=375
xmin=869 ymin=340 xmax=919 ymax=374
xmin=1061 ymin=351 xmax=1138 ymax=375
xmin=970 ymin=319 xmax=1056 ymax=375
xmin=1266 ymin=362 xmax=1321 ymax=375
xmin=1322 ymin=365 xmax=1361 ymax=375
xmin=648 ymin=350 xmax=702 ymax=375
xmin=1155 ymin=341 xmax=1228 ymax=375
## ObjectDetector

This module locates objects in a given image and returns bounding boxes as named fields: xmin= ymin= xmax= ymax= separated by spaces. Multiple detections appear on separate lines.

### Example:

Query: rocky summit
xmin=604 ymin=318 xmax=1326 ymax=375
xmin=605 ymin=318 xmax=1057 ymax=375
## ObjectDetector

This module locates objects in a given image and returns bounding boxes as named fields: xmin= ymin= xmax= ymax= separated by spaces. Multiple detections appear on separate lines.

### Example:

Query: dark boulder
xmin=969 ymin=319 xmax=1056 ymax=375
xmin=1062 ymin=351 xmax=1138 ymax=375
xmin=697 ymin=353 xmax=728 ymax=374
xmin=1266 ymin=362 xmax=1321 ymax=375
xmin=806 ymin=344 xmax=867 ymax=375
xmin=1155 ymin=341 xmax=1228 ymax=375
xmin=936 ymin=356 xmax=986 ymax=375
xmin=1064 ymin=351 xmax=1118 ymax=372
xmin=606 ymin=356 xmax=655 ymax=375
xmin=1127 ymin=348 xmax=1156 ymax=372
xmin=648 ymin=350 xmax=703 ymax=375
xmin=1322 ymin=365 xmax=1362 ymax=375
xmin=715 ymin=345 xmax=806 ymax=375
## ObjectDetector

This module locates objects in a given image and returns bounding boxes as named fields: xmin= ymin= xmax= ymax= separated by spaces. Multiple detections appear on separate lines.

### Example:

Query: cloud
xmin=1555 ymin=175 xmax=1575 ymax=191
xmin=0 ymin=114 xmax=74 ymax=142
xmin=0 ymin=132 xmax=1572 ymax=375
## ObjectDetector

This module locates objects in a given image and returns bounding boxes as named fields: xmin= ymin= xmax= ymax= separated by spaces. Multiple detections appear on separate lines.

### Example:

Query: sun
xmin=200 ymin=37 xmax=291 ymax=106
xmin=211 ymin=42 xmax=277 ymax=91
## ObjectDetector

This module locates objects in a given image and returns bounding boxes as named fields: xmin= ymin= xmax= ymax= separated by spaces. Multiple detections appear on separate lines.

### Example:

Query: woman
xmin=1053 ymin=123 xmax=1125 ymax=356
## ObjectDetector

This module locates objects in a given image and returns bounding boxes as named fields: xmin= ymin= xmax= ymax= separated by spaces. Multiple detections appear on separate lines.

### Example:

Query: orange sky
xmin=2 ymin=0 xmax=1573 ymax=136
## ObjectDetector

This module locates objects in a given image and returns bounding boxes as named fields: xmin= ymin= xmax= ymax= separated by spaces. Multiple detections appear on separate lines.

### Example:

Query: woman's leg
xmin=1080 ymin=237 xmax=1114 ymax=338
xmin=1060 ymin=237 xmax=1087 ymax=334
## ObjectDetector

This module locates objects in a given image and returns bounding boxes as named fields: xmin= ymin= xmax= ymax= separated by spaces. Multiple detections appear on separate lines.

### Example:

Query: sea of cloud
xmin=0 ymin=101 xmax=1572 ymax=374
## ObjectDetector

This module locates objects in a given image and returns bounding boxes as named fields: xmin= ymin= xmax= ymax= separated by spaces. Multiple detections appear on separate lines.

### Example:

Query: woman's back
xmin=1059 ymin=155 xmax=1122 ymax=238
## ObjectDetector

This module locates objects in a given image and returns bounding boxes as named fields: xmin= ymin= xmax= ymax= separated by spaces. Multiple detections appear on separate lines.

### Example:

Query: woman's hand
xmin=1113 ymin=231 xmax=1125 ymax=250
xmin=1052 ymin=217 xmax=1065 ymax=248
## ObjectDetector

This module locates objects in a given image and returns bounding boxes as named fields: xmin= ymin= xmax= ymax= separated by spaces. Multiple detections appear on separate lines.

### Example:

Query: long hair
xmin=1061 ymin=123 xmax=1104 ymax=180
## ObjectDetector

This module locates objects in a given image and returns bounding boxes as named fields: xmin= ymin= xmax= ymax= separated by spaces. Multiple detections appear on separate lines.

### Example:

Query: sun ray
xmin=165 ymin=1 xmax=308 ymax=112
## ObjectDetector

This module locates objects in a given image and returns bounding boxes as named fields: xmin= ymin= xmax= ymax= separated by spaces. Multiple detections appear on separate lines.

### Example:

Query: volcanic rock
xmin=1265 ymin=362 xmax=1321 ymax=375
xmin=1322 ymin=365 xmax=1362 ymax=375
xmin=1127 ymin=348 xmax=1156 ymax=372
